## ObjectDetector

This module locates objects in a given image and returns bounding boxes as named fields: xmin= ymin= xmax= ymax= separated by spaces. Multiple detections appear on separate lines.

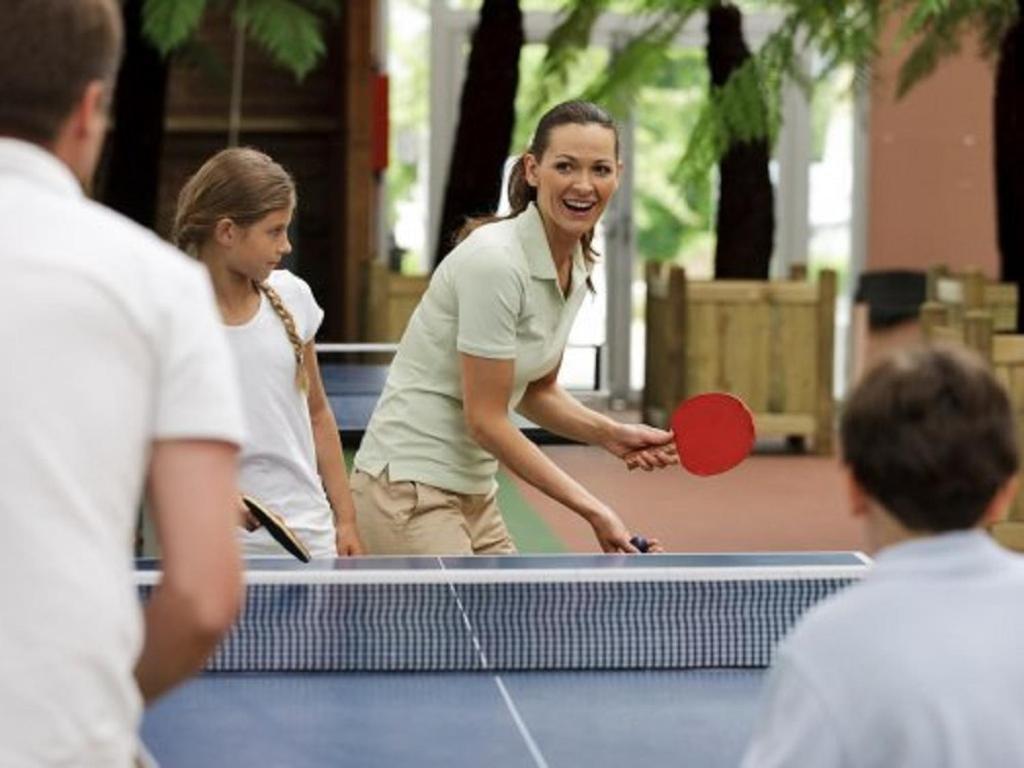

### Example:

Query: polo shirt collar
xmin=517 ymin=202 xmax=589 ymax=283
xmin=0 ymin=137 xmax=82 ymax=199
xmin=871 ymin=529 xmax=1016 ymax=579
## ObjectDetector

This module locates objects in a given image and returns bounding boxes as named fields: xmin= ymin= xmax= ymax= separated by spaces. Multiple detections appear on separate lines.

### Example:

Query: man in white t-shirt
xmin=742 ymin=344 xmax=1024 ymax=767
xmin=0 ymin=2 xmax=246 ymax=765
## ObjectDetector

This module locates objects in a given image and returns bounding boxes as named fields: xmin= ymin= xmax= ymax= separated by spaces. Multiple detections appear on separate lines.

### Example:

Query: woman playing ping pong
xmin=174 ymin=147 xmax=364 ymax=558
xmin=352 ymin=100 xmax=675 ymax=555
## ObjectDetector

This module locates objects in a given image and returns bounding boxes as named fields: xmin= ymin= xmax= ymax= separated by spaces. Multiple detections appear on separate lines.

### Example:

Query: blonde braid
xmin=257 ymin=281 xmax=309 ymax=393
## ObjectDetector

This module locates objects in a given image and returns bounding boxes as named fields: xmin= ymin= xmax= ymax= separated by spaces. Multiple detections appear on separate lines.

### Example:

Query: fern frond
xmin=975 ymin=1 xmax=1017 ymax=56
xmin=142 ymin=0 xmax=208 ymax=56
xmin=237 ymin=0 xmax=327 ymax=81
xmin=582 ymin=11 xmax=693 ymax=116
xmin=527 ymin=0 xmax=613 ymax=122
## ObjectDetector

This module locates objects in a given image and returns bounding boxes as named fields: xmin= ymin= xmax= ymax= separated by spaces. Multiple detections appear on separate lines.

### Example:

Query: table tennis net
xmin=135 ymin=553 xmax=866 ymax=673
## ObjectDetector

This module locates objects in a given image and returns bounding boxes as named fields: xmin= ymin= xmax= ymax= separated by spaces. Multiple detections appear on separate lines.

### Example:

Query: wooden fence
xmin=644 ymin=265 xmax=836 ymax=454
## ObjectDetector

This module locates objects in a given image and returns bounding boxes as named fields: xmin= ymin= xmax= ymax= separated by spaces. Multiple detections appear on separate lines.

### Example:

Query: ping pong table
xmin=138 ymin=552 xmax=869 ymax=767
xmin=317 ymin=342 xmax=599 ymax=445
xmin=142 ymin=667 xmax=764 ymax=767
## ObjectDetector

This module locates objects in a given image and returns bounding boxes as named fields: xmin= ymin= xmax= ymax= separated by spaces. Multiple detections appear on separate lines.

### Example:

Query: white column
xmin=605 ymin=107 xmax=635 ymax=404
xmin=773 ymin=62 xmax=811 ymax=279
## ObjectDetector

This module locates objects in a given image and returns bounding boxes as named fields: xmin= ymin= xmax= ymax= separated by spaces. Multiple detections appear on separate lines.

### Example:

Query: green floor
xmin=495 ymin=469 xmax=565 ymax=553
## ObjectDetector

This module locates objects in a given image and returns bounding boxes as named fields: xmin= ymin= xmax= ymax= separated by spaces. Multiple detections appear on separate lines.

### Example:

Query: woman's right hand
xmin=587 ymin=506 xmax=642 ymax=553
xmin=237 ymin=495 xmax=261 ymax=531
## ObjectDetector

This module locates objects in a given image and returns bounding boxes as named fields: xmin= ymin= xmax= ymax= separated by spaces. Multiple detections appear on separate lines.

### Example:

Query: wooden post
xmin=920 ymin=302 xmax=947 ymax=341
xmin=963 ymin=269 xmax=985 ymax=311
xmin=815 ymin=269 xmax=836 ymax=454
xmin=341 ymin=0 xmax=375 ymax=340
xmin=963 ymin=310 xmax=994 ymax=363
xmin=925 ymin=265 xmax=948 ymax=302
xmin=667 ymin=265 xmax=688 ymax=413
xmin=643 ymin=263 xmax=666 ymax=425
xmin=643 ymin=262 xmax=687 ymax=427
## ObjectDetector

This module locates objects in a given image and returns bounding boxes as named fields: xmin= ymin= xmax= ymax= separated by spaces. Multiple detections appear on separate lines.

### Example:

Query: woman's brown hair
xmin=174 ymin=147 xmax=309 ymax=392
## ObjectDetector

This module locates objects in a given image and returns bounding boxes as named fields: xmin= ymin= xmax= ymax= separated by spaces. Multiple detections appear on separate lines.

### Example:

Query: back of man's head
xmin=0 ymin=0 xmax=123 ymax=145
xmin=841 ymin=344 xmax=1019 ymax=533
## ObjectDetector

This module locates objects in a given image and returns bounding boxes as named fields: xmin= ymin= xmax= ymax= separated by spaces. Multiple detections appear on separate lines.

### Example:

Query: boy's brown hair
xmin=0 ymin=0 xmax=123 ymax=144
xmin=841 ymin=344 xmax=1019 ymax=532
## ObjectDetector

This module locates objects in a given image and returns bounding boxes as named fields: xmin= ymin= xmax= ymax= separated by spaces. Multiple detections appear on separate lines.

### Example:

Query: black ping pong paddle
xmin=242 ymin=495 xmax=312 ymax=563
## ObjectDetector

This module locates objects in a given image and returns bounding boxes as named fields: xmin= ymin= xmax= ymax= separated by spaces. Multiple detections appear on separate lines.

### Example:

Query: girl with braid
xmin=174 ymin=147 xmax=364 ymax=558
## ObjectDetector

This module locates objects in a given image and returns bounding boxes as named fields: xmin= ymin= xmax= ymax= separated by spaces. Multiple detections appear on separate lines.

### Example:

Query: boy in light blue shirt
xmin=743 ymin=344 xmax=1024 ymax=768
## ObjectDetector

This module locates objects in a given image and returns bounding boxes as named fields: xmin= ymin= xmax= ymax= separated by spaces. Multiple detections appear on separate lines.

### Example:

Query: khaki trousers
xmin=351 ymin=468 xmax=517 ymax=556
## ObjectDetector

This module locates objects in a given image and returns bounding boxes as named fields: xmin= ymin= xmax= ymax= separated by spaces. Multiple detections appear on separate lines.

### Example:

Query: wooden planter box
xmin=921 ymin=303 xmax=1024 ymax=534
xmin=643 ymin=264 xmax=836 ymax=455
xmin=365 ymin=260 xmax=429 ymax=342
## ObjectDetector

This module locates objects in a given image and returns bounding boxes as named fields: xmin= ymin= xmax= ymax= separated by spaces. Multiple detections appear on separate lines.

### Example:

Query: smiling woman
xmin=351 ymin=100 xmax=678 ymax=557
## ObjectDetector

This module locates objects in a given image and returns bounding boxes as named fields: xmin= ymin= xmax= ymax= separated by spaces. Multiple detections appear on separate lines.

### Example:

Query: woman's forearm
xmin=516 ymin=381 xmax=617 ymax=446
xmin=468 ymin=413 xmax=607 ymax=524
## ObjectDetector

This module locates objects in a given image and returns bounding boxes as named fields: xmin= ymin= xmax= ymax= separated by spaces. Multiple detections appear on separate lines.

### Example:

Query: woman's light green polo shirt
xmin=353 ymin=203 xmax=593 ymax=494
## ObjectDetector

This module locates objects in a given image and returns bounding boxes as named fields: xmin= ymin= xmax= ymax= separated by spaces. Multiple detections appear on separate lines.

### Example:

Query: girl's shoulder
xmin=267 ymin=268 xmax=314 ymax=302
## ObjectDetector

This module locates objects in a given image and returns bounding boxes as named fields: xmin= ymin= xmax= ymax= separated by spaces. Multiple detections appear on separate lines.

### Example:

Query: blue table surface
xmin=137 ymin=552 xmax=857 ymax=765
xmin=142 ymin=668 xmax=766 ymax=768
xmin=320 ymin=363 xmax=389 ymax=396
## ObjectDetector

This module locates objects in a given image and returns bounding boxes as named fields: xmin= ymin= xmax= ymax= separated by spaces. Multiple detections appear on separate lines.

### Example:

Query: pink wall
xmin=868 ymin=35 xmax=1000 ymax=277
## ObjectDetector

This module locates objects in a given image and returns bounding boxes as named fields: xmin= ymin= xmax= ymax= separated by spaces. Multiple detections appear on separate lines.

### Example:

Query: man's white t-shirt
xmin=742 ymin=530 xmax=1024 ymax=768
xmin=0 ymin=138 xmax=244 ymax=766
xmin=227 ymin=269 xmax=337 ymax=558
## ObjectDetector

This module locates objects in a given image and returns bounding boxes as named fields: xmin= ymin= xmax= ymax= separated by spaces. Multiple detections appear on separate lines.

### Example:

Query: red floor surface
xmin=510 ymin=445 xmax=864 ymax=554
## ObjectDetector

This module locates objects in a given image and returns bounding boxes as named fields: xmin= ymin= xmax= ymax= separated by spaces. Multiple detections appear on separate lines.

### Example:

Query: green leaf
xmin=142 ymin=0 xmax=208 ymax=56
xmin=527 ymin=0 xmax=613 ymax=121
xmin=237 ymin=0 xmax=328 ymax=81
xmin=581 ymin=12 xmax=691 ymax=116
xmin=175 ymin=39 xmax=230 ymax=89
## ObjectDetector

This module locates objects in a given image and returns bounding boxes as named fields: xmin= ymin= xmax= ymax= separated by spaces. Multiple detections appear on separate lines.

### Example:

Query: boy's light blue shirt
xmin=743 ymin=530 xmax=1024 ymax=767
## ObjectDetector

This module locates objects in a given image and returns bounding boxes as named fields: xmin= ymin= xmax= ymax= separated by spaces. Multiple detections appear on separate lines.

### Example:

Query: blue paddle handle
xmin=629 ymin=535 xmax=650 ymax=553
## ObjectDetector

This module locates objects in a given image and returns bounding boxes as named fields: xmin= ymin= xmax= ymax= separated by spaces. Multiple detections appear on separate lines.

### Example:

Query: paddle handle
xmin=629 ymin=535 xmax=650 ymax=553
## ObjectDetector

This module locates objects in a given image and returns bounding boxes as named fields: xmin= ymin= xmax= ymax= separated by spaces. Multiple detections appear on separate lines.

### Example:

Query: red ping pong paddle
xmin=628 ymin=394 xmax=753 ymax=554
xmin=242 ymin=495 xmax=312 ymax=562
xmin=671 ymin=392 xmax=755 ymax=476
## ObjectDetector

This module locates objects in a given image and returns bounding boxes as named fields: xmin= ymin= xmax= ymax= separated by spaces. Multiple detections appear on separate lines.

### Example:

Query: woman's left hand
xmin=335 ymin=522 xmax=366 ymax=556
xmin=602 ymin=423 xmax=677 ymax=472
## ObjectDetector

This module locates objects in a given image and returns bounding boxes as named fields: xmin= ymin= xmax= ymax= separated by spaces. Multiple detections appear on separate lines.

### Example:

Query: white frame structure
xmin=426 ymin=1 xmax=868 ymax=401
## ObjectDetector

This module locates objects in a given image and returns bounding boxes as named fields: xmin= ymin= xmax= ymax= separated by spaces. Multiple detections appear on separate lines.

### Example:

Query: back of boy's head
xmin=0 ymin=0 xmax=122 ymax=144
xmin=841 ymin=344 xmax=1018 ymax=532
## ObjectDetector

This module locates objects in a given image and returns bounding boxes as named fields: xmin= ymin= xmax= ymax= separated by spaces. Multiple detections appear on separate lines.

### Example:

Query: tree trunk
xmin=995 ymin=5 xmax=1024 ymax=330
xmin=707 ymin=2 xmax=774 ymax=279
xmin=100 ymin=0 xmax=169 ymax=228
xmin=433 ymin=0 xmax=523 ymax=267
